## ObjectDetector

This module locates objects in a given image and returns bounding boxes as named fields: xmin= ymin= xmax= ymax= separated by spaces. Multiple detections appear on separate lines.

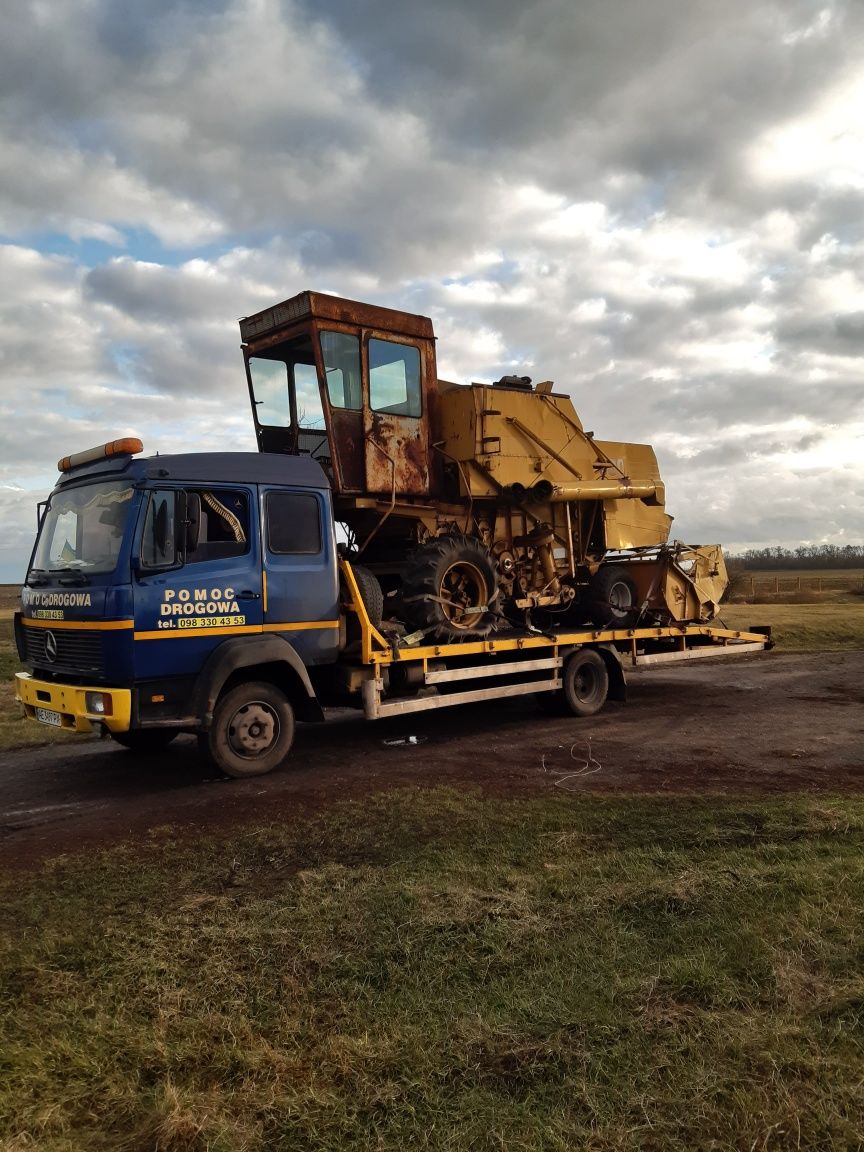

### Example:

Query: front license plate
xmin=35 ymin=707 xmax=63 ymax=728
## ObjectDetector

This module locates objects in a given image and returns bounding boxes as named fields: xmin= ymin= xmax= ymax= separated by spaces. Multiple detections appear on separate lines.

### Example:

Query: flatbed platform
xmin=340 ymin=563 xmax=772 ymax=721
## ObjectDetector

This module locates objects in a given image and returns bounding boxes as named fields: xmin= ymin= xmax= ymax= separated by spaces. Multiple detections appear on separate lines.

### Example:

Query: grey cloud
xmin=95 ymin=0 xmax=231 ymax=62
xmin=833 ymin=312 xmax=864 ymax=346
xmin=84 ymin=260 xmax=241 ymax=325
xmin=652 ymin=372 xmax=863 ymax=428
xmin=775 ymin=312 xmax=864 ymax=357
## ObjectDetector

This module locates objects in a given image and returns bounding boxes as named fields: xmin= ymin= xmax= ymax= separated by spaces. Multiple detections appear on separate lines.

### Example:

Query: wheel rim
xmin=573 ymin=664 xmax=599 ymax=701
xmin=226 ymin=700 xmax=280 ymax=759
xmin=439 ymin=560 xmax=489 ymax=630
xmin=608 ymin=580 xmax=634 ymax=618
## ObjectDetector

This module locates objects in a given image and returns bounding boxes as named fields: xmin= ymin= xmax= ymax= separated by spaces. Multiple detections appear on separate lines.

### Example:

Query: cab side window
xmin=369 ymin=339 xmax=421 ymax=417
xmin=266 ymin=492 xmax=321 ymax=554
xmin=185 ymin=489 xmax=250 ymax=563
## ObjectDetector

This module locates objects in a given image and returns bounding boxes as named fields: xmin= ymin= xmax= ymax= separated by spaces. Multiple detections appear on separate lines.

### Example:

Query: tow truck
xmin=14 ymin=439 xmax=770 ymax=777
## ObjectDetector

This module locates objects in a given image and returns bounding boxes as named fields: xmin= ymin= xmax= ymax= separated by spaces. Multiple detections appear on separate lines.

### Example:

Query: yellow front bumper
xmin=15 ymin=673 xmax=132 ymax=735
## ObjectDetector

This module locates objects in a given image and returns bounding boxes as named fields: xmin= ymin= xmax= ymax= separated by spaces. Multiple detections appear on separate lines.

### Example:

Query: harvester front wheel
xmin=401 ymin=536 xmax=498 ymax=641
xmin=586 ymin=564 xmax=639 ymax=628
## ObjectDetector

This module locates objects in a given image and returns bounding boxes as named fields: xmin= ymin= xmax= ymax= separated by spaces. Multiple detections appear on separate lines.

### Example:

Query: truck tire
xmin=401 ymin=536 xmax=499 ymax=641
xmin=204 ymin=681 xmax=295 ymax=778
xmin=111 ymin=730 xmax=178 ymax=754
xmin=350 ymin=565 xmax=384 ymax=627
xmin=586 ymin=564 xmax=639 ymax=628
xmin=562 ymin=649 xmax=609 ymax=717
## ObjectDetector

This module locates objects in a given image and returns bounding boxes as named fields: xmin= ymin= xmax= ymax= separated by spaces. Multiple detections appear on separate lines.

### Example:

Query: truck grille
xmin=23 ymin=627 xmax=104 ymax=673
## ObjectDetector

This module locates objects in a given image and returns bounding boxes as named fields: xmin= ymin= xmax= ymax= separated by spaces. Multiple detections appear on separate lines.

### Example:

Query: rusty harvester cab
xmin=241 ymin=290 xmax=727 ymax=641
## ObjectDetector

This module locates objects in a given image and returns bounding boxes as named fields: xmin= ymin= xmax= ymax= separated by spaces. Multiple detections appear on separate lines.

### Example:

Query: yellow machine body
xmin=241 ymin=291 xmax=728 ymax=630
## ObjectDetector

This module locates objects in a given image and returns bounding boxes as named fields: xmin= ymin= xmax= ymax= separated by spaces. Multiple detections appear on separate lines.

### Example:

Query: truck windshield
xmin=29 ymin=481 xmax=134 ymax=577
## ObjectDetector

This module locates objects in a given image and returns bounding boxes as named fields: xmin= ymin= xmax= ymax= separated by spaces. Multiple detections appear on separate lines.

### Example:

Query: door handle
xmin=237 ymin=590 xmax=261 ymax=600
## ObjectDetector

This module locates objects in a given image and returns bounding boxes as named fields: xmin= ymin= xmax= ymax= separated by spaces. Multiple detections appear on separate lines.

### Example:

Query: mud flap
xmin=592 ymin=643 xmax=627 ymax=702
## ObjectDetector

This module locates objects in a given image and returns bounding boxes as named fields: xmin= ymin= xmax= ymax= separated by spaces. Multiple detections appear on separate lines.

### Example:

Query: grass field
xmin=0 ymin=585 xmax=20 ymax=611
xmin=720 ymin=602 xmax=864 ymax=651
xmin=0 ymin=609 xmax=72 ymax=752
xmin=3 ymin=586 xmax=864 ymax=1149
xmin=733 ymin=567 xmax=864 ymax=582
xmin=3 ymin=789 xmax=864 ymax=1151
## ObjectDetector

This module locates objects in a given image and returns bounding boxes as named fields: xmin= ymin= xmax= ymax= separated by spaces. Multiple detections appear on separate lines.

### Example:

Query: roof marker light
xmin=58 ymin=438 xmax=144 ymax=473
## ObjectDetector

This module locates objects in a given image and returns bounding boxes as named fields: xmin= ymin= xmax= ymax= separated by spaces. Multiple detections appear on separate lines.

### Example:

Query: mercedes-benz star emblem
xmin=44 ymin=632 xmax=58 ymax=663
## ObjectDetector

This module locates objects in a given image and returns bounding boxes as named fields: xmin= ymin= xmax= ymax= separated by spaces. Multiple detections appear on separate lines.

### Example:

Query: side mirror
xmin=154 ymin=499 xmax=170 ymax=556
xmin=183 ymin=491 xmax=200 ymax=557
xmin=139 ymin=489 xmax=184 ymax=572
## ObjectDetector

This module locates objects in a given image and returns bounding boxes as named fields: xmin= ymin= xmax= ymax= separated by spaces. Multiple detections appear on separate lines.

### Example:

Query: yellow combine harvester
xmin=241 ymin=291 xmax=727 ymax=641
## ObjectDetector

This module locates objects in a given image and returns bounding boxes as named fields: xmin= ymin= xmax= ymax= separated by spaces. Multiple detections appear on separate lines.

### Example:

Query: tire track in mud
xmin=0 ymin=651 xmax=862 ymax=868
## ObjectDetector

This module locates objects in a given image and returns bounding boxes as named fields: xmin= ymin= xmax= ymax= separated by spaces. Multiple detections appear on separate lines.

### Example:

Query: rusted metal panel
xmin=240 ymin=290 xmax=434 ymax=346
xmin=364 ymin=409 xmax=429 ymax=495
xmin=328 ymin=409 xmax=365 ymax=493
xmin=361 ymin=326 xmax=432 ymax=497
xmin=239 ymin=292 xmax=312 ymax=343
xmin=308 ymin=293 xmax=434 ymax=339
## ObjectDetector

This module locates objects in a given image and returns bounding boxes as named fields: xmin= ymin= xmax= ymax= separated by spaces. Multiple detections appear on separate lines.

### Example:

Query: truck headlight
xmin=85 ymin=692 xmax=113 ymax=715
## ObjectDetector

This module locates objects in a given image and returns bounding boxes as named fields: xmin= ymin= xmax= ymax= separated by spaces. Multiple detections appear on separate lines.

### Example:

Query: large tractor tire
xmin=401 ymin=536 xmax=499 ymax=642
xmin=585 ymin=564 xmax=639 ymax=628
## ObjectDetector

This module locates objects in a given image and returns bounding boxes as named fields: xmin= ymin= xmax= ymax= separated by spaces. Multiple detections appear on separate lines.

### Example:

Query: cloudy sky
xmin=1 ymin=0 xmax=863 ymax=581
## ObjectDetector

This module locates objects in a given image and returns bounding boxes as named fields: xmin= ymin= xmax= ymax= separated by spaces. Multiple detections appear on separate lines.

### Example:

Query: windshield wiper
xmin=49 ymin=567 xmax=92 ymax=586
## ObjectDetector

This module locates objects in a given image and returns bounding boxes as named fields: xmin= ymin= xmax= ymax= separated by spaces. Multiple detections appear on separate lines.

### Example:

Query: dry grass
xmin=727 ymin=569 xmax=864 ymax=605
xmin=719 ymin=601 xmax=864 ymax=651
xmin=3 ymin=789 xmax=864 ymax=1150
xmin=0 ymin=610 xmax=73 ymax=751
xmin=0 ymin=585 xmax=20 ymax=612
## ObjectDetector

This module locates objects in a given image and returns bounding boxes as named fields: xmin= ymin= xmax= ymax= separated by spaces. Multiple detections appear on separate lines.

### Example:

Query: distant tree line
xmin=726 ymin=545 xmax=864 ymax=570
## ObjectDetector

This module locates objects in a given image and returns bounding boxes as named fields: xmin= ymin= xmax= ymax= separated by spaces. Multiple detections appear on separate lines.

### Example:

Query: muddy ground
xmin=1 ymin=650 xmax=862 ymax=869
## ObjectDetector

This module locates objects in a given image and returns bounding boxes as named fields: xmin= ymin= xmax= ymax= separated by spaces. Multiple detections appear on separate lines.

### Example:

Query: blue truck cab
xmin=15 ymin=441 xmax=342 ymax=775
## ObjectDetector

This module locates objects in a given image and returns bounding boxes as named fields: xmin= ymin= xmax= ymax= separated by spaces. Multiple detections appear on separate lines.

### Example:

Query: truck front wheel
xmin=205 ymin=681 xmax=295 ymax=778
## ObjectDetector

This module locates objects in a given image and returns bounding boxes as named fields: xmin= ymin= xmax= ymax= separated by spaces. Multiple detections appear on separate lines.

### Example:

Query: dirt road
xmin=1 ymin=651 xmax=862 ymax=868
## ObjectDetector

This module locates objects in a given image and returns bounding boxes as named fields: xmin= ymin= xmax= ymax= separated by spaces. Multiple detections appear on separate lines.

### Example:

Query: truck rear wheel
xmin=562 ymin=649 xmax=609 ymax=717
xmin=205 ymin=681 xmax=295 ymax=777
xmin=401 ymin=536 xmax=498 ymax=641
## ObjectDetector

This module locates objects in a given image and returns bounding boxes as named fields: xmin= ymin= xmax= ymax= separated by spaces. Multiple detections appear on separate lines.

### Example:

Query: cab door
xmin=133 ymin=485 xmax=263 ymax=680
xmin=261 ymin=487 xmax=340 ymax=666
xmin=363 ymin=334 xmax=430 ymax=496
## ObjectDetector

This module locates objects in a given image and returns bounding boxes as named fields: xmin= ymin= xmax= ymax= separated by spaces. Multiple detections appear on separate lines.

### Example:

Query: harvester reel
xmin=401 ymin=535 xmax=499 ymax=641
